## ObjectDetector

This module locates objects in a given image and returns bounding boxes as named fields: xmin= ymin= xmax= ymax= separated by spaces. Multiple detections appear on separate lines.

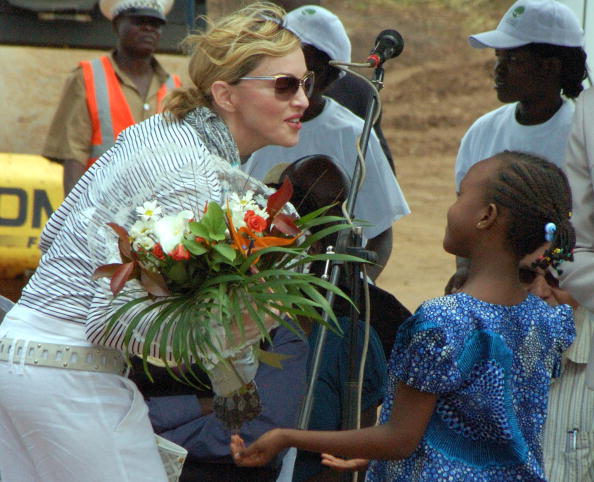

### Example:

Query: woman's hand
xmin=321 ymin=453 xmax=369 ymax=472
xmin=228 ymin=306 xmax=279 ymax=346
xmin=230 ymin=429 xmax=287 ymax=467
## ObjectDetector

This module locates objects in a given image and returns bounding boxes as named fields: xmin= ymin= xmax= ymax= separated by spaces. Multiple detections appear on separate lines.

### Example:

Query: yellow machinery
xmin=0 ymin=153 xmax=63 ymax=283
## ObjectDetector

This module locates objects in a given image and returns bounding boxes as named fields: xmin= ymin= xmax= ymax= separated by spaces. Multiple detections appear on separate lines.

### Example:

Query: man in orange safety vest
xmin=43 ymin=0 xmax=182 ymax=194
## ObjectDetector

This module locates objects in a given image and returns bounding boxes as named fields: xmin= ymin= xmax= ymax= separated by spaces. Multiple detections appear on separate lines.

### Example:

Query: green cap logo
xmin=512 ymin=6 xmax=525 ymax=18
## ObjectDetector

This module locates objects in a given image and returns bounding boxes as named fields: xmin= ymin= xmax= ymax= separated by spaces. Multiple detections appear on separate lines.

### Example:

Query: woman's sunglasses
xmin=238 ymin=71 xmax=315 ymax=98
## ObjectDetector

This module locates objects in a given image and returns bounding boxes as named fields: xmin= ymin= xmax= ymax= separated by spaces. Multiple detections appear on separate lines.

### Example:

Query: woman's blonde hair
xmin=165 ymin=2 xmax=301 ymax=119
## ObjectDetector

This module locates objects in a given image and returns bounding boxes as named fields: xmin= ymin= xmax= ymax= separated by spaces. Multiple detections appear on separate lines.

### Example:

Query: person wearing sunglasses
xmin=270 ymin=0 xmax=396 ymax=172
xmin=242 ymin=5 xmax=410 ymax=281
xmin=519 ymin=247 xmax=594 ymax=481
xmin=0 ymin=4 xmax=313 ymax=481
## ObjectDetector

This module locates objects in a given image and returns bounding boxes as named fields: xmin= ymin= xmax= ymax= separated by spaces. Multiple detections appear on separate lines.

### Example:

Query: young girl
xmin=231 ymin=151 xmax=576 ymax=480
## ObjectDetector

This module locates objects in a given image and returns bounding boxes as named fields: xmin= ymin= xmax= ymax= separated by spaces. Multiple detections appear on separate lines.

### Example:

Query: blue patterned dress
xmin=366 ymin=293 xmax=575 ymax=481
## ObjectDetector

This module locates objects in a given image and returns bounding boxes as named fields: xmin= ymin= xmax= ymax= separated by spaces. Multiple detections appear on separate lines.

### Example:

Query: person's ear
xmin=476 ymin=203 xmax=498 ymax=230
xmin=210 ymin=81 xmax=237 ymax=113
xmin=112 ymin=16 xmax=123 ymax=35
xmin=541 ymin=56 xmax=561 ymax=78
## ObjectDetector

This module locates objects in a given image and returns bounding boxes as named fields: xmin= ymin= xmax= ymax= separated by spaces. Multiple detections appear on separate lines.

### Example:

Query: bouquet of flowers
xmin=91 ymin=151 xmax=359 ymax=431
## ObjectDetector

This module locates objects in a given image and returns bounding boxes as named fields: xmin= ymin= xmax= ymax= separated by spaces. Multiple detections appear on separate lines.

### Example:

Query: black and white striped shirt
xmin=19 ymin=109 xmax=244 ymax=359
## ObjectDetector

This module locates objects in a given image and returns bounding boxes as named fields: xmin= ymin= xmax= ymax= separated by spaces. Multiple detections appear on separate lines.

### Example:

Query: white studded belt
xmin=0 ymin=337 xmax=128 ymax=375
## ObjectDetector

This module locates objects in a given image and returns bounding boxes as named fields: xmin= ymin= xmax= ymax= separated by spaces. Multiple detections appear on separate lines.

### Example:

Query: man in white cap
xmin=270 ymin=0 xmax=395 ymax=170
xmin=43 ymin=0 xmax=181 ymax=195
xmin=242 ymin=5 xmax=410 ymax=281
xmin=454 ymin=0 xmax=587 ymax=191
xmin=446 ymin=0 xmax=587 ymax=293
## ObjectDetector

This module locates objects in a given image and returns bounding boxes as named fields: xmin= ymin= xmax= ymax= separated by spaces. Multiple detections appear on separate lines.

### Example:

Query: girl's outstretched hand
xmin=231 ymin=430 xmax=286 ymax=467
xmin=321 ymin=453 xmax=369 ymax=472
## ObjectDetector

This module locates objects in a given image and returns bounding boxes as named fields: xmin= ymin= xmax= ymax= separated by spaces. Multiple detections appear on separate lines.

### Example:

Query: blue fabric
xmin=292 ymin=316 xmax=387 ymax=482
xmin=145 ymin=324 xmax=309 ymax=467
xmin=366 ymin=292 xmax=575 ymax=481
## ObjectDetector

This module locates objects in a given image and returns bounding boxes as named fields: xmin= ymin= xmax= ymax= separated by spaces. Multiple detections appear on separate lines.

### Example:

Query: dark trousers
xmin=180 ymin=462 xmax=280 ymax=482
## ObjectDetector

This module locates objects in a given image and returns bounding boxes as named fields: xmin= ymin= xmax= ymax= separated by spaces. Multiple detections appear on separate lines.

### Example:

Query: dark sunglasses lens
xmin=274 ymin=76 xmax=299 ymax=95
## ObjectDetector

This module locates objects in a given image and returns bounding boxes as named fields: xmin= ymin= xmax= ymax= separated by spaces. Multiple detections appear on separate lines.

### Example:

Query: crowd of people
xmin=0 ymin=0 xmax=592 ymax=481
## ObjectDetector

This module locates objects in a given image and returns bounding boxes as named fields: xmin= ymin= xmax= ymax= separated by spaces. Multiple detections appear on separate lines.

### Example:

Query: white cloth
xmin=558 ymin=86 xmax=594 ymax=389
xmin=559 ymin=87 xmax=594 ymax=312
xmin=543 ymin=307 xmax=594 ymax=481
xmin=455 ymin=100 xmax=575 ymax=191
xmin=0 ymin=306 xmax=168 ymax=482
xmin=275 ymin=447 xmax=297 ymax=482
xmin=242 ymin=97 xmax=410 ymax=241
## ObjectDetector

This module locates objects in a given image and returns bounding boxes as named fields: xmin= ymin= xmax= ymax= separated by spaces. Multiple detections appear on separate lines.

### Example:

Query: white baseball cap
xmin=285 ymin=5 xmax=352 ymax=63
xmin=468 ymin=0 xmax=583 ymax=49
xmin=100 ymin=0 xmax=174 ymax=23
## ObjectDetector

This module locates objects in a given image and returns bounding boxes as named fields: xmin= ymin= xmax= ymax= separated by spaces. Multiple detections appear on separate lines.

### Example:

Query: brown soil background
xmin=0 ymin=0 xmax=511 ymax=309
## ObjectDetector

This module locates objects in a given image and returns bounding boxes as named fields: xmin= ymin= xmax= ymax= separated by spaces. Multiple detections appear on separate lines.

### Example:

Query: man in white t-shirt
xmin=242 ymin=5 xmax=409 ymax=280
xmin=454 ymin=0 xmax=587 ymax=192
xmin=446 ymin=0 xmax=588 ymax=293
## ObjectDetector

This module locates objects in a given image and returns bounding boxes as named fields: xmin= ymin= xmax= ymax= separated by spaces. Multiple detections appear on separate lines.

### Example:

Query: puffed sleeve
xmin=390 ymin=304 xmax=463 ymax=394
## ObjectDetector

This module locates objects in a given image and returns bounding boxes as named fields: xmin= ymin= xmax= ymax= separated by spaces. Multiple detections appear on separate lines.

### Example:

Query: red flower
xmin=244 ymin=210 xmax=267 ymax=233
xmin=170 ymin=244 xmax=191 ymax=261
xmin=152 ymin=243 xmax=166 ymax=260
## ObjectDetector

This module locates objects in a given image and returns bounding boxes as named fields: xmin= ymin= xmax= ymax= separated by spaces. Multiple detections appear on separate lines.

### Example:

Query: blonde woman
xmin=0 ymin=3 xmax=312 ymax=480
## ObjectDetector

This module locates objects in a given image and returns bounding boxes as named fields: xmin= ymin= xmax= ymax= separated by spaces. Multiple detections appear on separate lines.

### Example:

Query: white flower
xmin=227 ymin=191 xmax=268 ymax=230
xmin=132 ymin=235 xmax=156 ymax=251
xmin=228 ymin=191 xmax=255 ymax=210
xmin=136 ymin=200 xmax=162 ymax=221
xmin=153 ymin=210 xmax=193 ymax=253
xmin=129 ymin=219 xmax=154 ymax=239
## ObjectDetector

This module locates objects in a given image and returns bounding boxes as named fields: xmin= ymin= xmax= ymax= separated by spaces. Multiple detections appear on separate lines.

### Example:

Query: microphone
xmin=366 ymin=29 xmax=404 ymax=67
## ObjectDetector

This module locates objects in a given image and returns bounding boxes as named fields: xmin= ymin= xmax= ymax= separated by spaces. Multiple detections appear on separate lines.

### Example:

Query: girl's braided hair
xmin=486 ymin=151 xmax=575 ymax=272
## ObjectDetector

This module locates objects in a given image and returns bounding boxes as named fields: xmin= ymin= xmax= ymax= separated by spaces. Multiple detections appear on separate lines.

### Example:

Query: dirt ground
xmin=0 ymin=1 xmax=510 ymax=308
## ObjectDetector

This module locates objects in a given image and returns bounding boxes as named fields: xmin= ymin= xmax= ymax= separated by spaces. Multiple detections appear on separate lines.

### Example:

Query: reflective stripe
xmin=165 ymin=75 xmax=176 ymax=89
xmin=82 ymin=57 xmax=182 ymax=168
xmin=89 ymin=58 xmax=115 ymax=160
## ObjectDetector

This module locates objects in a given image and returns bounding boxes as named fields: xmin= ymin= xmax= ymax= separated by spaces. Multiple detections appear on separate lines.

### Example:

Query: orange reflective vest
xmin=81 ymin=56 xmax=182 ymax=169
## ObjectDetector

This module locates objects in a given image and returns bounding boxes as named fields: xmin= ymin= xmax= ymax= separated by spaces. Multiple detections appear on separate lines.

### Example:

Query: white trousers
xmin=0 ymin=306 xmax=168 ymax=482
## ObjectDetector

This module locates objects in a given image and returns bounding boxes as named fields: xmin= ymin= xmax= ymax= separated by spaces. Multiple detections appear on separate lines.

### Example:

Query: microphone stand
xmin=297 ymin=65 xmax=386 ymax=481
xmin=341 ymin=65 xmax=384 ymax=432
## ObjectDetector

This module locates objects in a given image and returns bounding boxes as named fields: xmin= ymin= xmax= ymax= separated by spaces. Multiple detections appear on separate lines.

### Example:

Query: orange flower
xmin=227 ymin=206 xmax=249 ymax=257
xmin=152 ymin=243 xmax=166 ymax=260
xmin=238 ymin=226 xmax=300 ymax=253
xmin=244 ymin=210 xmax=267 ymax=233
xmin=170 ymin=244 xmax=191 ymax=261
xmin=227 ymin=204 xmax=301 ymax=264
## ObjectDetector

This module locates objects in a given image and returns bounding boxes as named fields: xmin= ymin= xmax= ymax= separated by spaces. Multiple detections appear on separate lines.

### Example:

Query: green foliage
xmin=103 ymin=210 xmax=367 ymax=386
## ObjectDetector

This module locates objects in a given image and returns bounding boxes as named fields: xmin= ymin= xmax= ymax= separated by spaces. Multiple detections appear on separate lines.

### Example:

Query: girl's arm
xmin=231 ymin=381 xmax=437 ymax=466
